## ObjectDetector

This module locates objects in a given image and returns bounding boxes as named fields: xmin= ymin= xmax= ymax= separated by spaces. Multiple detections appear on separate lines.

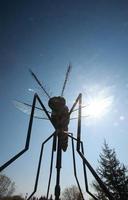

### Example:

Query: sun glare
xmin=85 ymin=96 xmax=113 ymax=119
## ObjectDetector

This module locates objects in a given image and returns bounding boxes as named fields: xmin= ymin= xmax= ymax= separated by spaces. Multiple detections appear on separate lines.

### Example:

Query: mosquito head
xmin=48 ymin=96 xmax=66 ymax=111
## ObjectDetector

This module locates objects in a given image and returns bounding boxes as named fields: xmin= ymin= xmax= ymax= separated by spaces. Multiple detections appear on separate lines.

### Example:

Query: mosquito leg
xmin=77 ymin=149 xmax=115 ymax=200
xmin=80 ymin=141 xmax=98 ymax=200
xmin=0 ymin=94 xmax=37 ymax=172
xmin=36 ymin=94 xmax=57 ymax=152
xmin=0 ymin=93 xmax=53 ymax=172
xmin=69 ymin=93 xmax=82 ymax=151
xmin=46 ymin=135 xmax=55 ymax=199
xmin=71 ymin=135 xmax=84 ymax=200
xmin=69 ymin=136 xmax=113 ymax=200
xmin=75 ymin=104 xmax=114 ymax=200
xmin=69 ymin=94 xmax=114 ymax=200
xmin=27 ymin=132 xmax=55 ymax=200
xmin=76 ymin=101 xmax=114 ymax=200
xmin=54 ymin=137 xmax=62 ymax=200
xmin=68 ymin=134 xmax=97 ymax=199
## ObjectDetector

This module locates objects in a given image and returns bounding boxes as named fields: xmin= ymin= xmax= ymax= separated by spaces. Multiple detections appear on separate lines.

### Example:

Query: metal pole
xmin=54 ymin=136 xmax=62 ymax=200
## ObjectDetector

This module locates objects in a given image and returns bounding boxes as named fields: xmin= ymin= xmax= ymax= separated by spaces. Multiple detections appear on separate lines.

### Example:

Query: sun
xmin=83 ymin=93 xmax=114 ymax=119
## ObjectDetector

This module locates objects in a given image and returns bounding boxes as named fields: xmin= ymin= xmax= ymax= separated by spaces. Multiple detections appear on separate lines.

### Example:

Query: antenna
xmin=29 ymin=69 xmax=51 ymax=99
xmin=61 ymin=64 xmax=72 ymax=96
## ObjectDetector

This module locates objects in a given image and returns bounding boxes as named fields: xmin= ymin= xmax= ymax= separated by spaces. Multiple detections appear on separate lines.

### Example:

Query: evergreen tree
xmin=92 ymin=141 xmax=128 ymax=200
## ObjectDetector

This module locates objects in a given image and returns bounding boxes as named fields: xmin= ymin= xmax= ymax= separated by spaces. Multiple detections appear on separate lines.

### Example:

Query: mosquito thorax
xmin=48 ymin=96 xmax=66 ymax=111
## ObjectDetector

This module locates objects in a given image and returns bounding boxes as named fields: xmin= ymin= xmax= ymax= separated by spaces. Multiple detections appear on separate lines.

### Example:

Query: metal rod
xmin=77 ymin=150 xmax=115 ymax=200
xmin=71 ymin=105 xmax=88 ymax=113
xmin=69 ymin=93 xmax=81 ymax=115
xmin=27 ymin=132 xmax=55 ymax=200
xmin=69 ymin=134 xmax=98 ymax=200
xmin=69 ymin=94 xmax=114 ymax=200
xmin=71 ymin=136 xmax=84 ymax=200
xmin=77 ymin=93 xmax=82 ymax=151
xmin=61 ymin=64 xmax=72 ymax=97
xmin=14 ymin=100 xmax=51 ymax=113
xmin=81 ymin=142 xmax=98 ymax=200
xmin=0 ymin=93 xmax=53 ymax=172
xmin=69 ymin=93 xmax=82 ymax=150
xmin=68 ymin=134 xmax=78 ymax=141
xmin=36 ymin=94 xmax=53 ymax=125
xmin=54 ymin=137 xmax=62 ymax=200
xmin=29 ymin=69 xmax=51 ymax=99
xmin=0 ymin=94 xmax=37 ymax=172
xmin=46 ymin=136 xmax=55 ymax=199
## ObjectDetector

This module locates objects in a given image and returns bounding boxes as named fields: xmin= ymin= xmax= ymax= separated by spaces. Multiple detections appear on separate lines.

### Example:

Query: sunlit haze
xmin=85 ymin=92 xmax=114 ymax=119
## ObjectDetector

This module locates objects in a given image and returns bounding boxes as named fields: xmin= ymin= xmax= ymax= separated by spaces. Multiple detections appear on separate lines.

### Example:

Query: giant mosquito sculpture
xmin=0 ymin=65 xmax=115 ymax=200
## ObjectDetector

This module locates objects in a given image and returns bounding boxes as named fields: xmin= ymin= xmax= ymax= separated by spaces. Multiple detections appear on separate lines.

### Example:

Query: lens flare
xmin=86 ymin=96 xmax=113 ymax=119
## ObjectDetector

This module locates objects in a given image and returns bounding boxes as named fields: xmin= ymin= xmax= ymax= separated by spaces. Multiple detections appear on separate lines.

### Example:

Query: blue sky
xmin=0 ymin=0 xmax=128 ymax=199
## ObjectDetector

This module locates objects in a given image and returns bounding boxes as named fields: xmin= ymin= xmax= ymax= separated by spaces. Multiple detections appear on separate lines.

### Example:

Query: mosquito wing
xmin=13 ymin=100 xmax=51 ymax=120
xmin=70 ymin=104 xmax=89 ymax=120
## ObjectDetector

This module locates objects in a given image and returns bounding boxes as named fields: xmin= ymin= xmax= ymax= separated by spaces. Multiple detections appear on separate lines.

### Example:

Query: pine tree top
xmin=93 ymin=140 xmax=128 ymax=200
